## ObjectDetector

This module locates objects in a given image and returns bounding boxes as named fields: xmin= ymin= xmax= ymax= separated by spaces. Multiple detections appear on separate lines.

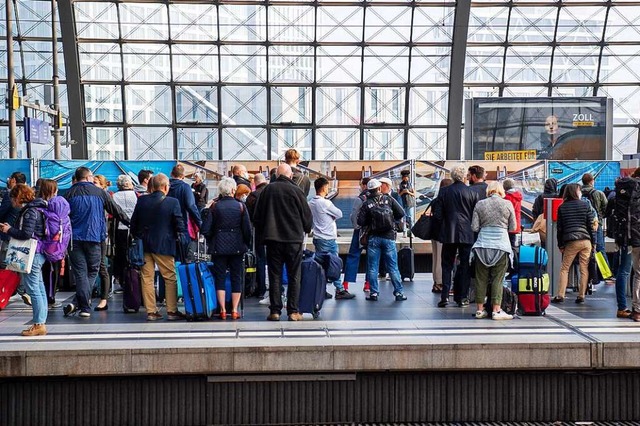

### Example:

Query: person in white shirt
xmin=308 ymin=177 xmax=355 ymax=299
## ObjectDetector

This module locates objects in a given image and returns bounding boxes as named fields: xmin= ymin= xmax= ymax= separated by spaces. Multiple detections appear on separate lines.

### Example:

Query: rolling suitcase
xmin=178 ymin=261 xmax=216 ymax=321
xmin=122 ymin=266 xmax=143 ymax=313
xmin=244 ymin=251 xmax=257 ymax=298
xmin=398 ymin=231 xmax=415 ymax=281
xmin=298 ymin=252 xmax=326 ymax=319
xmin=0 ymin=270 xmax=21 ymax=310
xmin=514 ymin=273 xmax=550 ymax=316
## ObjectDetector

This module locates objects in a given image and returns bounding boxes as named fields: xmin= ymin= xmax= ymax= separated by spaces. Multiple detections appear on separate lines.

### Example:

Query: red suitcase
xmin=0 ymin=270 xmax=21 ymax=310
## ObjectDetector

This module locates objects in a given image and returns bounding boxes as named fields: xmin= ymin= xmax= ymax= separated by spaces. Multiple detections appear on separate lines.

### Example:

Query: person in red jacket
xmin=503 ymin=179 xmax=522 ymax=247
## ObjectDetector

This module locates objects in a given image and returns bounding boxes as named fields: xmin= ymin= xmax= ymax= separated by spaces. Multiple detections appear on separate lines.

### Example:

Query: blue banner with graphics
xmin=39 ymin=160 xmax=177 ymax=193
xmin=0 ymin=159 xmax=33 ymax=188
xmin=547 ymin=161 xmax=621 ymax=192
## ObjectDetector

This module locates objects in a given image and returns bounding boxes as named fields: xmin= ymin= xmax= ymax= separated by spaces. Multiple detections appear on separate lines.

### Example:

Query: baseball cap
xmin=379 ymin=177 xmax=393 ymax=186
xmin=367 ymin=178 xmax=382 ymax=190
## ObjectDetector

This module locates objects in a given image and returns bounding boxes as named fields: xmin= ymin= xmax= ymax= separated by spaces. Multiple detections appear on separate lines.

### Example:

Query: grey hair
xmin=502 ymin=178 xmax=515 ymax=191
xmin=218 ymin=177 xmax=237 ymax=197
xmin=450 ymin=165 xmax=467 ymax=182
xmin=116 ymin=174 xmax=134 ymax=190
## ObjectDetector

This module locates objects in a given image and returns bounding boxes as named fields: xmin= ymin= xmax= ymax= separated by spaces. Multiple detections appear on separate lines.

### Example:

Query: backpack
xmin=612 ymin=177 xmax=640 ymax=247
xmin=368 ymin=195 xmax=395 ymax=233
xmin=38 ymin=196 xmax=72 ymax=262
xmin=582 ymin=188 xmax=602 ymax=219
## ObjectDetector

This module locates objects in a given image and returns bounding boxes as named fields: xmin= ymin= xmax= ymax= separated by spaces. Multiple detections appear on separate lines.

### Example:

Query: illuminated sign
xmin=484 ymin=150 xmax=537 ymax=161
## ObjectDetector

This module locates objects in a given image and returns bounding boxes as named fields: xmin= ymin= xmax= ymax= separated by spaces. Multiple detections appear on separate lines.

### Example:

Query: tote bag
xmin=5 ymin=237 xmax=38 ymax=274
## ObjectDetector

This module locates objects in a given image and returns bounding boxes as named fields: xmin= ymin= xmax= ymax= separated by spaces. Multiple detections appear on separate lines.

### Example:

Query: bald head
xmin=276 ymin=164 xmax=293 ymax=179
xmin=232 ymin=164 xmax=247 ymax=177
xmin=254 ymin=173 xmax=267 ymax=186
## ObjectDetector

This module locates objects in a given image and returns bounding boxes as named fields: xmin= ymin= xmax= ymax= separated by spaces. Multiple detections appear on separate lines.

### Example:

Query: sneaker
xmin=551 ymin=296 xmax=565 ymax=304
xmin=458 ymin=299 xmax=470 ymax=307
xmin=617 ymin=309 xmax=632 ymax=319
xmin=21 ymin=294 xmax=32 ymax=306
xmin=288 ymin=312 xmax=303 ymax=321
xmin=259 ymin=297 xmax=270 ymax=306
xmin=324 ymin=291 xmax=333 ymax=300
xmin=437 ymin=300 xmax=448 ymax=308
xmin=21 ymin=324 xmax=47 ymax=337
xmin=113 ymin=286 xmax=124 ymax=295
xmin=63 ymin=303 xmax=77 ymax=317
xmin=267 ymin=313 xmax=280 ymax=321
xmin=335 ymin=290 xmax=355 ymax=300
xmin=363 ymin=281 xmax=370 ymax=292
xmin=79 ymin=311 xmax=91 ymax=318
xmin=633 ymin=311 xmax=640 ymax=322
xmin=48 ymin=302 xmax=62 ymax=310
xmin=167 ymin=311 xmax=185 ymax=321
xmin=147 ymin=312 xmax=163 ymax=321
xmin=394 ymin=292 xmax=407 ymax=301
xmin=366 ymin=293 xmax=378 ymax=301
xmin=475 ymin=310 xmax=489 ymax=319
xmin=492 ymin=310 xmax=513 ymax=320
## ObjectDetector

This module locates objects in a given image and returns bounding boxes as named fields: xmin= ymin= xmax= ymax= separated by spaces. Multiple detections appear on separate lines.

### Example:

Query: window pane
xmin=87 ymin=127 xmax=124 ymax=161
xmin=508 ymin=7 xmax=557 ymax=43
xmin=74 ymin=2 xmax=119 ymax=39
xmin=364 ymin=87 xmax=405 ymax=124
xmin=219 ymin=5 xmax=266 ymax=41
xmin=122 ymin=44 xmax=171 ymax=82
xmin=365 ymin=7 xmax=412 ymax=43
xmin=552 ymin=45 xmax=600 ymax=83
xmin=600 ymin=46 xmax=640 ymax=84
xmin=271 ymin=128 xmax=312 ymax=160
xmin=411 ymin=46 xmax=451 ymax=84
xmin=125 ymin=85 xmax=172 ymax=124
xmin=413 ymin=7 xmax=455 ymax=42
xmin=317 ymin=46 xmax=362 ymax=83
xmin=606 ymin=6 xmax=640 ymax=42
xmin=173 ymin=44 xmax=219 ymax=82
xmin=465 ymin=46 xmax=504 ymax=83
xmin=409 ymin=88 xmax=448 ymax=126
xmin=504 ymin=46 xmax=552 ymax=83
xmin=128 ymin=127 xmax=173 ymax=159
xmin=120 ymin=3 xmax=168 ymax=40
xmin=468 ymin=7 xmax=509 ymax=43
xmin=557 ymin=6 xmax=606 ymax=43
xmin=220 ymin=45 xmax=266 ymax=83
xmin=176 ymin=86 xmax=218 ymax=124
xmin=84 ymin=85 xmax=123 ymax=122
xmin=317 ymin=6 xmax=363 ymax=43
xmin=613 ymin=127 xmax=638 ymax=160
xmin=222 ymin=128 xmax=267 ymax=160
xmin=169 ymin=4 xmax=217 ymax=41
xmin=271 ymin=87 xmax=312 ymax=123
xmin=408 ymin=129 xmax=447 ymax=160
xmin=268 ymin=6 xmax=314 ymax=42
xmin=221 ymin=87 xmax=267 ymax=125
xmin=363 ymin=129 xmax=404 ymax=160
xmin=316 ymin=87 xmax=361 ymax=125
xmin=363 ymin=46 xmax=409 ymax=83
xmin=177 ymin=128 xmax=218 ymax=160
xmin=317 ymin=128 xmax=360 ymax=160
xmin=269 ymin=46 xmax=314 ymax=83
xmin=79 ymin=43 xmax=122 ymax=81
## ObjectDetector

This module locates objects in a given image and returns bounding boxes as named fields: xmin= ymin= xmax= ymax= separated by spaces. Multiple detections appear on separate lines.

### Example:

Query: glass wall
xmin=0 ymin=0 xmax=639 ymax=160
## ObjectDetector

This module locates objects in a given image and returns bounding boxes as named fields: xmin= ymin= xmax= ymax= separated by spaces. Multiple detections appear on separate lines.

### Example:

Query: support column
xmin=446 ymin=0 xmax=471 ymax=160
xmin=6 ymin=0 xmax=17 ymax=158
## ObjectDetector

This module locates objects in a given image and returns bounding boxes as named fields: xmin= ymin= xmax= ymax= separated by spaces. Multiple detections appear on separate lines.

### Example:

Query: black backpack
xmin=582 ymin=187 xmax=601 ymax=219
xmin=368 ymin=196 xmax=395 ymax=233
xmin=612 ymin=177 xmax=640 ymax=247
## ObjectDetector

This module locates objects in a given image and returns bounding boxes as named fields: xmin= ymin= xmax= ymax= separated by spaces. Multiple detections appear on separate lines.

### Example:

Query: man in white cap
xmin=357 ymin=178 xmax=407 ymax=301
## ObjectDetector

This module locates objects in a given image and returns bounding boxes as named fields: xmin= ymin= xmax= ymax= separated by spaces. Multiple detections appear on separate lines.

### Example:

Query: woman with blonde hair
xmin=471 ymin=181 xmax=517 ymax=320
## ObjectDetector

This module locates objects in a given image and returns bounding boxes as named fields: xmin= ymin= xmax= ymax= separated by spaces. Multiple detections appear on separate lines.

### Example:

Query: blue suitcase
xmin=298 ymin=254 xmax=326 ymax=319
xmin=519 ymin=245 xmax=548 ymax=275
xmin=178 ymin=261 xmax=216 ymax=321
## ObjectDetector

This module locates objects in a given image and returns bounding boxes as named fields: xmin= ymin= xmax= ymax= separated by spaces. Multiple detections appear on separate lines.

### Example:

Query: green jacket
xmin=582 ymin=185 xmax=607 ymax=219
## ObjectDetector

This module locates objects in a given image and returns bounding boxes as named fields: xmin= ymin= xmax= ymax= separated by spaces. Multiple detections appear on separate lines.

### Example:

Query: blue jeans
xmin=616 ymin=246 xmax=632 ymax=311
xmin=313 ymin=238 xmax=344 ymax=292
xmin=366 ymin=236 xmax=403 ymax=295
xmin=22 ymin=253 xmax=47 ymax=324
xmin=69 ymin=240 xmax=103 ymax=312
xmin=343 ymin=231 xmax=361 ymax=284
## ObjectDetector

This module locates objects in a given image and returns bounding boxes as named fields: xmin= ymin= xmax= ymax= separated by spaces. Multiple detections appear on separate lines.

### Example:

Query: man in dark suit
xmin=432 ymin=165 xmax=480 ymax=308
xmin=130 ymin=173 xmax=187 ymax=321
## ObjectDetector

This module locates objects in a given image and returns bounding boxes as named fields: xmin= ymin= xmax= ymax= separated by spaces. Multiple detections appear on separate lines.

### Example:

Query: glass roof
xmin=0 ymin=0 xmax=638 ymax=160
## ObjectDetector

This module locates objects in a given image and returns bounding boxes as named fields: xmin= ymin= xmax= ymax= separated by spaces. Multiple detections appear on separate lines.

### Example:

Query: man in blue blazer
xmin=130 ymin=173 xmax=187 ymax=321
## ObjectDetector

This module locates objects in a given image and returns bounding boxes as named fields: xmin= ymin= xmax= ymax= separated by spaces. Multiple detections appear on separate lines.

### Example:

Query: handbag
xmin=127 ymin=235 xmax=145 ymax=268
xmin=411 ymin=206 xmax=433 ymax=241
xmin=594 ymin=251 xmax=613 ymax=280
xmin=5 ymin=237 xmax=38 ymax=274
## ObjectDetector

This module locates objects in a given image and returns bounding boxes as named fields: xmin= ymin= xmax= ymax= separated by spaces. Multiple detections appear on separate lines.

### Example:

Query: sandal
xmin=431 ymin=283 xmax=443 ymax=293
xmin=551 ymin=296 xmax=565 ymax=304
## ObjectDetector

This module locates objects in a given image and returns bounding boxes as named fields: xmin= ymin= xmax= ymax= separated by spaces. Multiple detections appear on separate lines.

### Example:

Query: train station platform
xmin=2 ymin=274 xmax=640 ymax=425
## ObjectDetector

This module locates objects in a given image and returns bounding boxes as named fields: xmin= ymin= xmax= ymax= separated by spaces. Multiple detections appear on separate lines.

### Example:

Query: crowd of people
xmin=2 ymin=153 xmax=640 ymax=335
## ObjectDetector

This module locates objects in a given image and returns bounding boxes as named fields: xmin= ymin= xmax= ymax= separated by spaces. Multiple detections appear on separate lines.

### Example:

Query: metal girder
xmin=446 ymin=0 xmax=471 ymax=160
xmin=58 ymin=0 xmax=87 ymax=159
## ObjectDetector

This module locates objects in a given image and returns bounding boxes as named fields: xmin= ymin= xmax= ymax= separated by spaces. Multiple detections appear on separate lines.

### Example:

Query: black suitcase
xmin=299 ymin=252 xmax=326 ymax=319
xmin=123 ymin=266 xmax=143 ymax=313
xmin=244 ymin=251 xmax=257 ymax=298
xmin=398 ymin=232 xmax=415 ymax=281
